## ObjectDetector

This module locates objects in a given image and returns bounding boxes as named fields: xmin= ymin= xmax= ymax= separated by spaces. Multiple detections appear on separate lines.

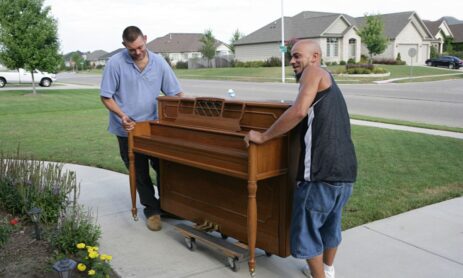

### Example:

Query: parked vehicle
xmin=0 ymin=68 xmax=56 ymax=88
xmin=425 ymin=56 xmax=462 ymax=69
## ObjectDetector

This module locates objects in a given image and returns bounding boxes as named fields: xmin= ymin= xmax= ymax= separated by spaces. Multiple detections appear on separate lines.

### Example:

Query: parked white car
xmin=0 ymin=68 xmax=57 ymax=88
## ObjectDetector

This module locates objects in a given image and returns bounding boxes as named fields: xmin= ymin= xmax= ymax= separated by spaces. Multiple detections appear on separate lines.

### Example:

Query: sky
xmin=43 ymin=0 xmax=463 ymax=54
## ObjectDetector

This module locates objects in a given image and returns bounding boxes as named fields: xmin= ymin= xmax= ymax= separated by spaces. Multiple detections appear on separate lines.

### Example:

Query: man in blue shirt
xmin=101 ymin=26 xmax=183 ymax=231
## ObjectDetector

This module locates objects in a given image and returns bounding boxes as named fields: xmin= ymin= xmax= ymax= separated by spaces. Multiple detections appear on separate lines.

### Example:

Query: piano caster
xmin=221 ymin=233 xmax=228 ymax=240
xmin=265 ymin=251 xmax=272 ymax=257
xmin=184 ymin=237 xmax=196 ymax=251
xmin=227 ymin=256 xmax=240 ymax=272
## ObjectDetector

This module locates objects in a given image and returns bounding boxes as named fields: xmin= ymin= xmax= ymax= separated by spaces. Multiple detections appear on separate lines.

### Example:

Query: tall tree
xmin=229 ymin=29 xmax=244 ymax=54
xmin=0 ymin=0 xmax=62 ymax=94
xmin=358 ymin=14 xmax=388 ymax=64
xmin=200 ymin=29 xmax=217 ymax=68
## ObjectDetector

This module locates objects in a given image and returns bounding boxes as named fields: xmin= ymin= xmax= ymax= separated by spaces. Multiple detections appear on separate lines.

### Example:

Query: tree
xmin=0 ymin=0 xmax=62 ymax=94
xmin=358 ymin=14 xmax=388 ymax=64
xmin=229 ymin=29 xmax=244 ymax=54
xmin=200 ymin=29 xmax=217 ymax=68
xmin=71 ymin=52 xmax=84 ymax=72
xmin=443 ymin=35 xmax=454 ymax=54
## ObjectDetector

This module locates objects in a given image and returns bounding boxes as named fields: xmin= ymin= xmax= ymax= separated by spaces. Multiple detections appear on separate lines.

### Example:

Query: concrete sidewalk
xmin=65 ymin=163 xmax=463 ymax=278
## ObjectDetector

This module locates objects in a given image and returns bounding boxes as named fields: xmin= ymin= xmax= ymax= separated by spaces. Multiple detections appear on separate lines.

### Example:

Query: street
xmin=10 ymin=72 xmax=463 ymax=128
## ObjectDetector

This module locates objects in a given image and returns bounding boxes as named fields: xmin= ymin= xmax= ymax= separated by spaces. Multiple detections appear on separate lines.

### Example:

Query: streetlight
xmin=27 ymin=207 xmax=42 ymax=240
xmin=52 ymin=258 xmax=77 ymax=278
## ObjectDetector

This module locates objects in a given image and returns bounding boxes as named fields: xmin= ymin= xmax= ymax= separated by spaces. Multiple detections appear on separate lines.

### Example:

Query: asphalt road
xmin=12 ymin=72 xmax=463 ymax=128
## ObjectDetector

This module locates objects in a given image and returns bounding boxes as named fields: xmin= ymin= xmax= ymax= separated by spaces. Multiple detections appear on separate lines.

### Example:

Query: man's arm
xmin=245 ymin=67 xmax=322 ymax=145
xmin=100 ymin=96 xmax=135 ymax=131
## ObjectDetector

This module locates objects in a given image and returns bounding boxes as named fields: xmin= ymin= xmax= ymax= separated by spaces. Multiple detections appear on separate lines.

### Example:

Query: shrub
xmin=360 ymin=55 xmax=369 ymax=64
xmin=346 ymin=64 xmax=374 ymax=71
xmin=331 ymin=61 xmax=338 ymax=66
xmin=263 ymin=57 xmax=281 ymax=67
xmin=347 ymin=68 xmax=372 ymax=74
xmin=234 ymin=60 xmax=265 ymax=68
xmin=175 ymin=61 xmax=188 ymax=69
xmin=75 ymin=243 xmax=112 ymax=277
xmin=347 ymin=58 xmax=356 ymax=64
xmin=0 ymin=154 xmax=76 ymax=224
xmin=0 ymin=216 xmax=14 ymax=248
xmin=372 ymin=58 xmax=406 ymax=65
xmin=51 ymin=205 xmax=101 ymax=255
xmin=372 ymin=67 xmax=388 ymax=74
xmin=339 ymin=60 xmax=346 ymax=65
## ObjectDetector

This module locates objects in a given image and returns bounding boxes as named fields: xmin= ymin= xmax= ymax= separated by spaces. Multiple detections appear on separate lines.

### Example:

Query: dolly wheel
xmin=227 ymin=256 xmax=240 ymax=272
xmin=185 ymin=237 xmax=196 ymax=251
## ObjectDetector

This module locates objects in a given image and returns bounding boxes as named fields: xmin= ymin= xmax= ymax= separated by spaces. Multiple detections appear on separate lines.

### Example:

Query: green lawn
xmin=171 ymin=64 xmax=463 ymax=83
xmin=0 ymin=89 xmax=462 ymax=229
xmin=80 ymin=64 xmax=463 ymax=84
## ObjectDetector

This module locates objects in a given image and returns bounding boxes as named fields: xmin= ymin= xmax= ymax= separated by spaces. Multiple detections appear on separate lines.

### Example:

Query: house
xmin=235 ymin=11 xmax=434 ymax=65
xmin=422 ymin=19 xmax=454 ymax=54
xmin=63 ymin=51 xmax=86 ymax=68
xmin=234 ymin=11 xmax=361 ymax=64
xmin=356 ymin=11 xmax=434 ymax=65
xmin=86 ymin=50 xmax=108 ymax=68
xmin=448 ymin=23 xmax=463 ymax=50
xmin=146 ymin=33 xmax=231 ymax=65
xmin=99 ymin=48 xmax=125 ymax=61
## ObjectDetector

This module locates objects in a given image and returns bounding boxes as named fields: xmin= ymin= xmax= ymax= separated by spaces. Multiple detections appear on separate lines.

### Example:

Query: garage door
xmin=397 ymin=44 xmax=418 ymax=65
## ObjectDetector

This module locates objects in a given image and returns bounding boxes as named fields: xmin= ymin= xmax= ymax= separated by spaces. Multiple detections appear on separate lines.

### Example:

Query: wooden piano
xmin=128 ymin=96 xmax=299 ymax=276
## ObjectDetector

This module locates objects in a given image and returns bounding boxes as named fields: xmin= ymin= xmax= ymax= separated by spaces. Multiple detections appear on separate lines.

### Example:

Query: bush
xmin=372 ymin=58 xmax=405 ymax=65
xmin=175 ymin=61 xmax=188 ymax=69
xmin=347 ymin=58 xmax=356 ymax=64
xmin=346 ymin=64 xmax=374 ymax=70
xmin=75 ymin=243 xmax=112 ymax=277
xmin=360 ymin=55 xmax=369 ymax=64
xmin=0 ymin=150 xmax=102 ymax=259
xmin=51 ymin=205 xmax=101 ymax=255
xmin=263 ymin=57 xmax=281 ymax=67
xmin=0 ymin=216 xmax=14 ymax=248
xmin=347 ymin=68 xmax=372 ymax=74
xmin=234 ymin=60 xmax=265 ymax=68
xmin=372 ymin=67 xmax=388 ymax=74
xmin=0 ymin=155 xmax=76 ymax=224
xmin=339 ymin=60 xmax=346 ymax=65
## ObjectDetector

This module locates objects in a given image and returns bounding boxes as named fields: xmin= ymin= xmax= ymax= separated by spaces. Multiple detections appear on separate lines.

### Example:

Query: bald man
xmin=246 ymin=40 xmax=357 ymax=278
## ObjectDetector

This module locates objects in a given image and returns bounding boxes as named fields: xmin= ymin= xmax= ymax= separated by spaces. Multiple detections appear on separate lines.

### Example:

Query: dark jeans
xmin=117 ymin=136 xmax=161 ymax=218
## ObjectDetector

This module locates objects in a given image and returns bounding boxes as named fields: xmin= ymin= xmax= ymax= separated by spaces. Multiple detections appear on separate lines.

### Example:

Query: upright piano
xmin=128 ymin=96 xmax=299 ymax=275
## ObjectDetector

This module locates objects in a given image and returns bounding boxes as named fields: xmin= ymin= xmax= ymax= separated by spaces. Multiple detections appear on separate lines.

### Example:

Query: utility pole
xmin=280 ymin=0 xmax=285 ymax=83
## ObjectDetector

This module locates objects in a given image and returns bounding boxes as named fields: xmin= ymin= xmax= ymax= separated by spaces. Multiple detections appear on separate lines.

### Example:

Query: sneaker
xmin=324 ymin=264 xmax=335 ymax=278
xmin=302 ymin=265 xmax=335 ymax=278
xmin=146 ymin=215 xmax=162 ymax=231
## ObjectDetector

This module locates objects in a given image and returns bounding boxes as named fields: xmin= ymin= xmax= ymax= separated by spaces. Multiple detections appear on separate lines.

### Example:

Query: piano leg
xmin=247 ymin=180 xmax=257 ymax=277
xmin=128 ymin=131 xmax=138 ymax=221
xmin=247 ymin=144 xmax=258 ymax=276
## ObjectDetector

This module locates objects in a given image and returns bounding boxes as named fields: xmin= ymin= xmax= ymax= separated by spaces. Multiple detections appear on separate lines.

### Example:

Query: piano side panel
xmin=160 ymin=161 xmax=290 ymax=257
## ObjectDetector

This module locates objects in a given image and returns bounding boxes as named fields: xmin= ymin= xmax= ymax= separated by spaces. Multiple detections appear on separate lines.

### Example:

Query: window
xmin=326 ymin=38 xmax=338 ymax=57
xmin=349 ymin=38 xmax=356 ymax=58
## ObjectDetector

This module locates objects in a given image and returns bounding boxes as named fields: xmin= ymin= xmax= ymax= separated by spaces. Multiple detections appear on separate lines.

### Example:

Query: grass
xmin=350 ymin=114 xmax=463 ymax=133
xmin=172 ymin=64 xmax=463 ymax=83
xmin=0 ymin=89 xmax=462 ymax=229
xmin=79 ymin=65 xmax=463 ymax=84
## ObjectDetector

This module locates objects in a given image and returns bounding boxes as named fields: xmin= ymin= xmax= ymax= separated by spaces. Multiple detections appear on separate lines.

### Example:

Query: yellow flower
xmin=105 ymin=255 xmax=112 ymax=262
xmin=76 ymin=243 xmax=86 ymax=249
xmin=77 ymin=263 xmax=87 ymax=272
xmin=88 ymin=269 xmax=96 ymax=276
xmin=100 ymin=254 xmax=107 ymax=261
xmin=89 ymin=251 xmax=99 ymax=259
xmin=93 ymin=246 xmax=99 ymax=251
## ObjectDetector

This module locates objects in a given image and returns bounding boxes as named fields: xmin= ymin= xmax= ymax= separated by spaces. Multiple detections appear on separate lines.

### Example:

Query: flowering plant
xmin=75 ymin=242 xmax=112 ymax=277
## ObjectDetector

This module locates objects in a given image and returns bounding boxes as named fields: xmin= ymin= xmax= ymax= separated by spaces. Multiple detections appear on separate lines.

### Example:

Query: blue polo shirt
xmin=100 ymin=49 xmax=181 ymax=137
